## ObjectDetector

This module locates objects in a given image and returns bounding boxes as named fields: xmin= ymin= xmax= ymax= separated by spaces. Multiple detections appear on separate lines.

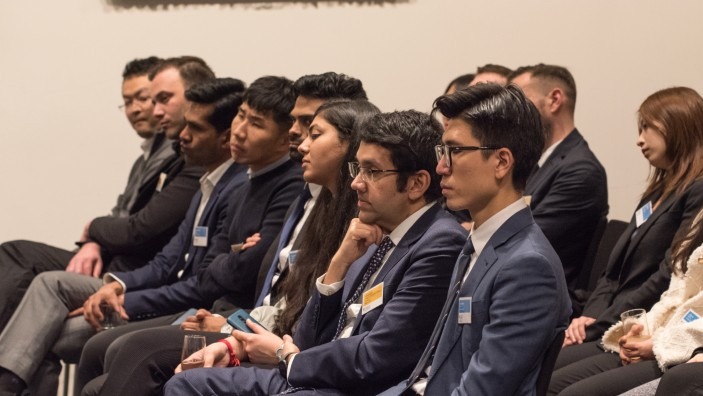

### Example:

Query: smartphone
xmin=171 ymin=308 xmax=198 ymax=325
xmin=226 ymin=309 xmax=266 ymax=333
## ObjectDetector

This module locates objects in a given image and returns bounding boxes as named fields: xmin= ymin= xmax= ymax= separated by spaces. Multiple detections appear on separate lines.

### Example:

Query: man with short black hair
xmin=0 ymin=77 xmax=246 ymax=396
xmin=469 ymin=63 xmax=512 ymax=86
xmin=164 ymin=110 xmax=467 ymax=396
xmin=386 ymin=83 xmax=570 ymax=395
xmin=0 ymin=56 xmax=207 ymax=332
xmin=510 ymin=64 xmax=608 ymax=314
xmin=288 ymin=72 xmax=367 ymax=159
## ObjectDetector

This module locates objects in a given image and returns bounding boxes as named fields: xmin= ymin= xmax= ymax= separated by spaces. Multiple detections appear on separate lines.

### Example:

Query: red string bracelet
xmin=218 ymin=338 xmax=240 ymax=367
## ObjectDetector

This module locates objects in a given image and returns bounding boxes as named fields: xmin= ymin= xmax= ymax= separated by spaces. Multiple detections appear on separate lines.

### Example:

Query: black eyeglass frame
xmin=434 ymin=144 xmax=501 ymax=168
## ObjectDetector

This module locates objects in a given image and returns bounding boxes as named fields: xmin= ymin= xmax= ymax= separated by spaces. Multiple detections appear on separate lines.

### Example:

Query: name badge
xmin=683 ymin=309 xmax=700 ymax=323
xmin=458 ymin=297 xmax=472 ymax=324
xmin=523 ymin=195 xmax=532 ymax=206
xmin=193 ymin=226 xmax=208 ymax=247
xmin=288 ymin=250 xmax=299 ymax=266
xmin=635 ymin=201 xmax=653 ymax=228
xmin=362 ymin=282 xmax=384 ymax=315
xmin=156 ymin=172 xmax=168 ymax=192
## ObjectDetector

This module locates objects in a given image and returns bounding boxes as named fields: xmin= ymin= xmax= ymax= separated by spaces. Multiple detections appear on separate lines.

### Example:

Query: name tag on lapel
xmin=458 ymin=297 xmax=472 ymax=324
xmin=193 ymin=226 xmax=208 ymax=247
xmin=362 ymin=282 xmax=384 ymax=315
xmin=683 ymin=309 xmax=700 ymax=323
xmin=156 ymin=172 xmax=168 ymax=192
xmin=635 ymin=201 xmax=652 ymax=228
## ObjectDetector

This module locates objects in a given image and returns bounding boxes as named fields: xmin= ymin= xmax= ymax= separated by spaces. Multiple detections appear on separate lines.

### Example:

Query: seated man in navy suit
xmin=510 ymin=64 xmax=608 ymax=316
xmin=384 ymin=83 xmax=571 ymax=395
xmin=0 ymin=78 xmax=247 ymax=396
xmin=164 ymin=110 xmax=468 ymax=396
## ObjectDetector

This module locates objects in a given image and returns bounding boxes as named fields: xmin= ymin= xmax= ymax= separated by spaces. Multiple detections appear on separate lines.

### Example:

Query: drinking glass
xmin=181 ymin=335 xmax=207 ymax=370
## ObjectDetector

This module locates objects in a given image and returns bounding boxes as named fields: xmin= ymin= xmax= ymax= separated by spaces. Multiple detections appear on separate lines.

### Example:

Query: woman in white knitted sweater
xmin=548 ymin=208 xmax=703 ymax=395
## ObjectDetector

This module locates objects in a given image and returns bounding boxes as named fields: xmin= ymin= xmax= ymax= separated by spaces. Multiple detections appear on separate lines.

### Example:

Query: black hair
xmin=360 ymin=110 xmax=443 ymax=202
xmin=243 ymin=76 xmax=297 ymax=133
xmin=476 ymin=63 xmax=513 ymax=78
xmin=122 ymin=57 xmax=163 ymax=79
xmin=433 ymin=83 xmax=544 ymax=191
xmin=294 ymin=72 xmax=367 ymax=101
xmin=275 ymin=99 xmax=380 ymax=336
xmin=148 ymin=56 xmax=215 ymax=89
xmin=185 ymin=78 xmax=247 ymax=133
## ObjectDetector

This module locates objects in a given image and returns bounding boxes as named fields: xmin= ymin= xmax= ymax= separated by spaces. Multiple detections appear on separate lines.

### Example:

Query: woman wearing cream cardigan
xmin=548 ymin=209 xmax=703 ymax=395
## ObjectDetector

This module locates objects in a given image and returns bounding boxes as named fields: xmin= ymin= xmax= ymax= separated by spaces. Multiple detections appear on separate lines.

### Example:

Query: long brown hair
xmin=639 ymin=87 xmax=703 ymax=202
xmin=670 ymin=208 xmax=703 ymax=275
xmin=273 ymin=100 xmax=381 ymax=335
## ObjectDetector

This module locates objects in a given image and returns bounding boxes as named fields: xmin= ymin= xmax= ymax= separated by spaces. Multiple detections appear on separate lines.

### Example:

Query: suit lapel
xmin=621 ymin=191 xmax=672 ymax=266
xmin=525 ymin=129 xmax=582 ymax=199
xmin=429 ymin=208 xmax=533 ymax=374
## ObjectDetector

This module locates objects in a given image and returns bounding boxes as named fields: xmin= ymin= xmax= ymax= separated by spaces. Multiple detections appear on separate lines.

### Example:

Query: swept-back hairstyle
xmin=184 ymin=77 xmax=247 ymax=133
xmin=275 ymin=100 xmax=381 ymax=335
xmin=638 ymin=87 xmax=703 ymax=202
xmin=148 ymin=55 xmax=215 ymax=89
xmin=360 ymin=111 xmax=444 ymax=202
xmin=122 ymin=57 xmax=163 ymax=79
xmin=433 ymin=83 xmax=544 ymax=191
xmin=294 ymin=72 xmax=367 ymax=101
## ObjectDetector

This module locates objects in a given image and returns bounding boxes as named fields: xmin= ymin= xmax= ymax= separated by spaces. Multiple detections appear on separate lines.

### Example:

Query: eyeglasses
xmin=348 ymin=162 xmax=402 ymax=183
xmin=435 ymin=144 xmax=500 ymax=169
xmin=118 ymin=95 xmax=152 ymax=111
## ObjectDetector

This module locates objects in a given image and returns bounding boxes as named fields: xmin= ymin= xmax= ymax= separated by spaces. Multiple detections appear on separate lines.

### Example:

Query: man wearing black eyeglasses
xmin=164 ymin=110 xmax=467 ymax=396
xmin=380 ymin=83 xmax=571 ymax=395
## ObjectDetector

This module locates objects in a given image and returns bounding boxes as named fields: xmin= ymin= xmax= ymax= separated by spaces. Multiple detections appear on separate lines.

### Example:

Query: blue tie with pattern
xmin=332 ymin=236 xmax=395 ymax=340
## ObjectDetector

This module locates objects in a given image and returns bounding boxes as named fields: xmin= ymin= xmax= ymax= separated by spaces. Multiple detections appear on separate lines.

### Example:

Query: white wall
xmin=1 ymin=0 xmax=702 ymax=248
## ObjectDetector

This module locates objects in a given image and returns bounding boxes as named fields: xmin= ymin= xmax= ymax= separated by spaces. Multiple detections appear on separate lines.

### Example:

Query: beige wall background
xmin=1 ymin=0 xmax=702 ymax=248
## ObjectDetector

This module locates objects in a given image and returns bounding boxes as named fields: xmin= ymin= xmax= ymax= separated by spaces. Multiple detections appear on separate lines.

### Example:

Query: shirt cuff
xmin=103 ymin=272 xmax=127 ymax=293
xmin=287 ymin=353 xmax=297 ymax=379
xmin=315 ymin=273 xmax=344 ymax=296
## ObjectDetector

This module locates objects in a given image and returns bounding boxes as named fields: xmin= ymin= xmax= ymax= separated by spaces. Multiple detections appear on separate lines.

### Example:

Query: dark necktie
xmin=405 ymin=237 xmax=475 ymax=389
xmin=332 ymin=236 xmax=395 ymax=340
xmin=254 ymin=186 xmax=312 ymax=307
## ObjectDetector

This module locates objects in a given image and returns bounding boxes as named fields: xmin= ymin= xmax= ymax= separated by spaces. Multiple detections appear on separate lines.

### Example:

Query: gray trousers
xmin=0 ymin=271 xmax=102 ymax=394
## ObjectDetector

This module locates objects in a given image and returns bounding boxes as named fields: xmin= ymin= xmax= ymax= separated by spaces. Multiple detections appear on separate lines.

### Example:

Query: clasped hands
xmin=175 ymin=319 xmax=299 ymax=373
xmin=618 ymin=324 xmax=654 ymax=365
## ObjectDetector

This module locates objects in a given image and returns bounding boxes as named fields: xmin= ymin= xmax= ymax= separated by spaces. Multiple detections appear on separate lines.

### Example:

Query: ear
xmin=547 ymin=88 xmax=565 ymax=114
xmin=218 ymin=128 xmax=231 ymax=149
xmin=494 ymin=147 xmax=515 ymax=183
xmin=406 ymin=170 xmax=431 ymax=201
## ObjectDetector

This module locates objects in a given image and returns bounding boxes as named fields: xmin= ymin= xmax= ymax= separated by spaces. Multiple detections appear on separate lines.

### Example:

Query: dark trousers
xmin=77 ymin=319 xmax=221 ymax=396
xmin=549 ymin=341 xmax=662 ymax=395
xmin=656 ymin=362 xmax=703 ymax=396
xmin=0 ymin=240 xmax=74 ymax=331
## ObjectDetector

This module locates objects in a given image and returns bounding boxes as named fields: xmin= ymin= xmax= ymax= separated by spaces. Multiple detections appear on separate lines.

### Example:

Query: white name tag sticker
xmin=156 ymin=172 xmax=168 ymax=192
xmin=458 ymin=297 xmax=472 ymax=324
xmin=635 ymin=201 xmax=653 ymax=228
xmin=683 ymin=309 xmax=700 ymax=323
xmin=193 ymin=226 xmax=208 ymax=247
xmin=362 ymin=282 xmax=384 ymax=315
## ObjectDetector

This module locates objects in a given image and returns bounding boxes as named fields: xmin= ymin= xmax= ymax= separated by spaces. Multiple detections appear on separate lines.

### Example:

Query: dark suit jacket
xmin=89 ymin=137 xmax=203 ymax=272
xmin=112 ymin=163 xmax=247 ymax=320
xmin=583 ymin=178 xmax=703 ymax=340
xmin=425 ymin=207 xmax=571 ymax=396
xmin=288 ymin=204 xmax=467 ymax=395
xmin=525 ymin=129 xmax=608 ymax=289
xmin=199 ymin=159 xmax=305 ymax=310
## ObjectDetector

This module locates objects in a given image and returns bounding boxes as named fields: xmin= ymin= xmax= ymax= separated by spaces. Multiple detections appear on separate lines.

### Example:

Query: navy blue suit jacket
xmin=425 ymin=207 xmax=571 ymax=396
xmin=112 ymin=163 xmax=247 ymax=320
xmin=288 ymin=204 xmax=467 ymax=395
xmin=524 ymin=129 xmax=608 ymax=289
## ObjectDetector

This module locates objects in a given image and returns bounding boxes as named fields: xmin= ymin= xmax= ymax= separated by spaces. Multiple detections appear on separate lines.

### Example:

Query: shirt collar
xmin=308 ymin=183 xmax=323 ymax=200
xmin=200 ymin=158 xmax=234 ymax=189
xmin=470 ymin=198 xmax=527 ymax=258
xmin=537 ymin=138 xmax=564 ymax=168
xmin=140 ymin=135 xmax=156 ymax=161
xmin=247 ymin=154 xmax=290 ymax=179
xmin=388 ymin=201 xmax=437 ymax=246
